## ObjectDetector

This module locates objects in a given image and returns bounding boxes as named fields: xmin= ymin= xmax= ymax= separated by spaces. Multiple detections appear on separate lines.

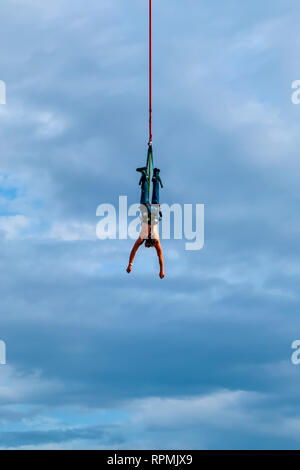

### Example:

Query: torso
xmin=140 ymin=204 xmax=160 ymax=240
xmin=140 ymin=222 xmax=159 ymax=240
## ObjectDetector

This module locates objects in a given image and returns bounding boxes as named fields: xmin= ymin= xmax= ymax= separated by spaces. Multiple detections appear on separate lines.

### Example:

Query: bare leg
xmin=126 ymin=237 xmax=144 ymax=273
xmin=154 ymin=239 xmax=165 ymax=279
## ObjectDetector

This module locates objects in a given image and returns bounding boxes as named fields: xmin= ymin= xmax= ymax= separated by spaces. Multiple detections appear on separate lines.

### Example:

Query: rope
xmin=147 ymin=143 xmax=153 ymax=197
xmin=147 ymin=0 xmax=153 ymax=197
xmin=148 ymin=0 xmax=152 ymax=146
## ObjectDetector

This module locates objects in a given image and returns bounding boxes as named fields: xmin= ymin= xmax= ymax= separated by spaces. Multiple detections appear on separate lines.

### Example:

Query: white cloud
xmin=0 ymin=215 xmax=30 ymax=239
xmin=35 ymin=112 xmax=67 ymax=138
xmin=47 ymin=221 xmax=96 ymax=241
xmin=128 ymin=390 xmax=262 ymax=429
xmin=0 ymin=365 xmax=63 ymax=403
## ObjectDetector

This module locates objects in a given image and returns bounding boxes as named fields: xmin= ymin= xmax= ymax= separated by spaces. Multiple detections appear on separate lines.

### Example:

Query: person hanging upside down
xmin=126 ymin=166 xmax=165 ymax=279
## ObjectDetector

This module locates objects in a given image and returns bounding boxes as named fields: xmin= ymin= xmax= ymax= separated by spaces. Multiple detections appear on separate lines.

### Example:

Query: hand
xmin=159 ymin=271 xmax=165 ymax=279
xmin=126 ymin=265 xmax=132 ymax=273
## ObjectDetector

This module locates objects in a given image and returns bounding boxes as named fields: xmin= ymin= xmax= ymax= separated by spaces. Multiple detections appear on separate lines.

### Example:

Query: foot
xmin=152 ymin=168 xmax=163 ymax=187
xmin=136 ymin=166 xmax=147 ymax=173
xmin=159 ymin=271 xmax=165 ymax=279
xmin=137 ymin=167 xmax=148 ymax=184
xmin=126 ymin=265 xmax=132 ymax=274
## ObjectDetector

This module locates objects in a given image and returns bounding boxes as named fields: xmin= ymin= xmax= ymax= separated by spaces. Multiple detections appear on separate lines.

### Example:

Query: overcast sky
xmin=1 ymin=0 xmax=300 ymax=449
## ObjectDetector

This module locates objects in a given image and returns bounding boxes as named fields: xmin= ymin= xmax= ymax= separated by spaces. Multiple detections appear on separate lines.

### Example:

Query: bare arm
xmin=126 ymin=237 xmax=144 ymax=273
xmin=155 ymin=240 xmax=165 ymax=279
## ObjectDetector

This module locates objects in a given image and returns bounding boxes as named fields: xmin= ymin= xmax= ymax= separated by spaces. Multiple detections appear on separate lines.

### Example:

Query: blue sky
xmin=0 ymin=0 xmax=300 ymax=449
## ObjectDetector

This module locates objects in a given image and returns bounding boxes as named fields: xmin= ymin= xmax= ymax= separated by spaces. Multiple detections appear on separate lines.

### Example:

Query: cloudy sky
xmin=0 ymin=0 xmax=300 ymax=450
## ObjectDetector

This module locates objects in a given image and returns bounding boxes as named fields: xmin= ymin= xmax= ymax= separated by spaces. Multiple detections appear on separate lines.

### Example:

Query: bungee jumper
xmin=126 ymin=154 xmax=164 ymax=278
xmin=126 ymin=0 xmax=165 ymax=279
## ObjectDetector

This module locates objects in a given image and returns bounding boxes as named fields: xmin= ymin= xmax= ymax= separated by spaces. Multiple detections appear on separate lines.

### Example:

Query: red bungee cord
xmin=148 ymin=0 xmax=152 ymax=146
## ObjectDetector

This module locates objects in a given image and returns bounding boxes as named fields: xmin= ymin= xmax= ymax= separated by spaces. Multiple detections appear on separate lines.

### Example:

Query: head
xmin=144 ymin=238 xmax=156 ymax=248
